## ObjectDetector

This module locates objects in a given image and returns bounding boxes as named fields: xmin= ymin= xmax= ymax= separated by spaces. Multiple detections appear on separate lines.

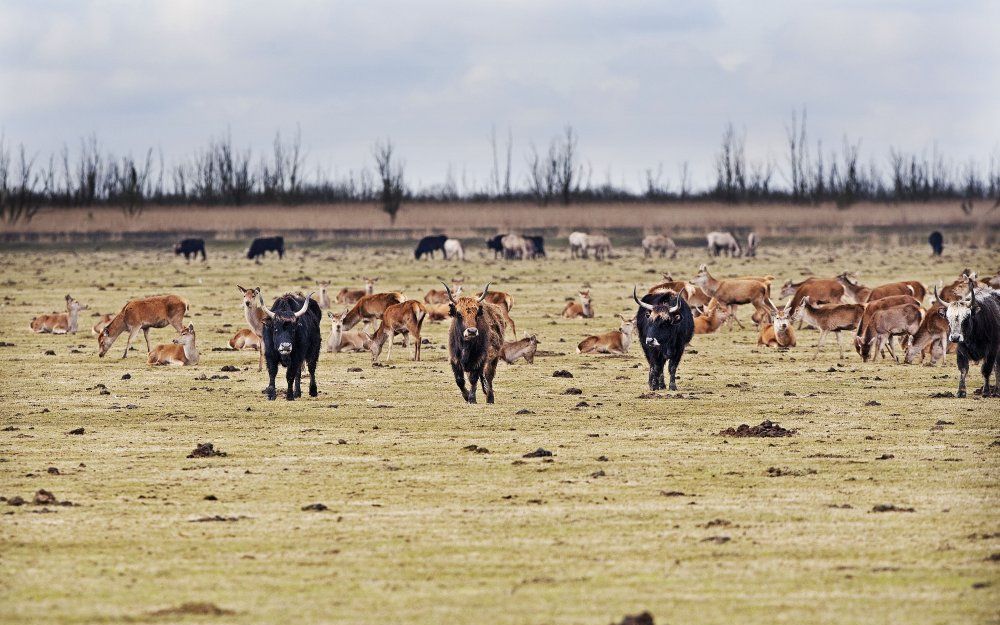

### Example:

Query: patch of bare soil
xmin=720 ymin=420 xmax=796 ymax=437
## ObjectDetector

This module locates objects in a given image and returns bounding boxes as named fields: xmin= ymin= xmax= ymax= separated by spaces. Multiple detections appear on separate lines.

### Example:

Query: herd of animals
xmin=26 ymin=231 xmax=1000 ymax=402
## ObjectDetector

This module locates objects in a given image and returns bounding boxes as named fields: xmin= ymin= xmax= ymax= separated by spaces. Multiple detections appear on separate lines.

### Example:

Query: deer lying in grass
xmin=97 ymin=294 xmax=189 ymax=358
xmin=230 ymin=328 xmax=262 ymax=352
xmin=500 ymin=334 xmax=540 ymax=364
xmin=426 ymin=278 xmax=464 ymax=305
xmin=326 ymin=310 xmax=371 ymax=352
xmin=758 ymin=303 xmax=796 ymax=348
xmin=30 ymin=295 xmax=88 ymax=334
xmin=904 ymin=301 xmax=950 ymax=365
xmin=562 ymin=289 xmax=594 ymax=318
xmin=336 ymin=277 xmax=378 ymax=306
xmin=693 ymin=299 xmax=729 ymax=334
xmin=365 ymin=300 xmax=426 ymax=363
xmin=691 ymin=265 xmax=772 ymax=330
xmin=864 ymin=303 xmax=923 ymax=362
xmin=147 ymin=324 xmax=199 ymax=366
xmin=425 ymin=303 xmax=451 ymax=322
xmin=577 ymin=315 xmax=635 ymax=354
xmin=795 ymin=296 xmax=865 ymax=359
xmin=92 ymin=313 xmax=114 ymax=336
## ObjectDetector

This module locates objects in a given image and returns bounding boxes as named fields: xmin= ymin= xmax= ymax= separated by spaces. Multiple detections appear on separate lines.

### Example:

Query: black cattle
xmin=444 ymin=282 xmax=506 ymax=403
xmin=527 ymin=235 xmax=546 ymax=258
xmin=928 ymin=231 xmax=943 ymax=256
xmin=415 ymin=235 xmax=448 ymax=260
xmin=260 ymin=292 xmax=321 ymax=401
xmin=633 ymin=287 xmax=694 ymax=391
xmin=174 ymin=238 xmax=206 ymax=261
xmin=936 ymin=282 xmax=1000 ymax=398
xmin=247 ymin=236 xmax=285 ymax=261
xmin=485 ymin=234 xmax=506 ymax=258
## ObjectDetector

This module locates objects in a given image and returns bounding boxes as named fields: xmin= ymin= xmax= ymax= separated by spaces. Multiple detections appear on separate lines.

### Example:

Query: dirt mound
xmin=187 ymin=443 xmax=227 ymax=458
xmin=719 ymin=420 xmax=795 ymax=438
xmin=147 ymin=602 xmax=235 ymax=617
xmin=611 ymin=613 xmax=655 ymax=625
xmin=523 ymin=448 xmax=553 ymax=458
xmin=552 ymin=370 xmax=574 ymax=378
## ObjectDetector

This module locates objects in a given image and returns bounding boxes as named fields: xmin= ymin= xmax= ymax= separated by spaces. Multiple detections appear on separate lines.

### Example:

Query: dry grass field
xmin=1 ymin=235 xmax=998 ymax=625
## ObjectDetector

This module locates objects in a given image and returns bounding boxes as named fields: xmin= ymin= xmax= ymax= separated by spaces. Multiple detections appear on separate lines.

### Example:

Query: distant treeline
xmin=2 ymin=109 xmax=998 ymax=224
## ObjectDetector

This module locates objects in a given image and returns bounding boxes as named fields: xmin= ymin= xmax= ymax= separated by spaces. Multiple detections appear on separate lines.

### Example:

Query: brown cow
xmin=97 ymin=294 xmax=189 ymax=358
xmin=444 ymin=282 xmax=506 ymax=403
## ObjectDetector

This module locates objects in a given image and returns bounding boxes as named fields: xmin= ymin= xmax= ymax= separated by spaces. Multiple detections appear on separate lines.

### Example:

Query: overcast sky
xmin=1 ymin=0 xmax=998 ymax=191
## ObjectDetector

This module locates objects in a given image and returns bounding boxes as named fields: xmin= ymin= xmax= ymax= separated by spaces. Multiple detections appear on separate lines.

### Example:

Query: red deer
xmin=691 ymin=265 xmax=771 ymax=330
xmin=562 ymin=289 xmax=594 ymax=319
xmin=795 ymin=297 xmax=865 ymax=359
xmin=939 ymin=273 xmax=975 ymax=302
xmin=864 ymin=303 xmax=923 ymax=362
xmin=758 ymin=303 xmax=796 ymax=348
xmin=341 ymin=292 xmax=406 ymax=331
xmin=236 ymin=285 xmax=268 ymax=371
xmin=147 ymin=324 xmax=199 ymax=366
xmin=577 ymin=315 xmax=635 ymax=354
xmin=838 ymin=273 xmax=925 ymax=303
xmin=784 ymin=277 xmax=845 ymax=314
xmin=444 ymin=282 xmax=506 ymax=403
xmin=500 ymin=334 xmax=540 ymax=364
xmin=693 ymin=299 xmax=729 ymax=334
xmin=30 ymin=295 xmax=88 ymax=334
xmin=853 ymin=294 xmax=921 ymax=360
xmin=326 ymin=310 xmax=371 ymax=352
xmin=97 ymin=294 xmax=189 ymax=359
xmin=229 ymin=328 xmax=262 ymax=353
xmin=92 ymin=313 xmax=115 ymax=336
xmin=317 ymin=281 xmax=331 ymax=309
xmin=336 ymin=277 xmax=378 ymax=306
xmin=483 ymin=290 xmax=517 ymax=337
xmin=365 ymin=300 xmax=426 ymax=363
xmin=904 ymin=301 xmax=951 ymax=365
xmin=426 ymin=278 xmax=464 ymax=305
xmin=649 ymin=279 xmax=713 ymax=311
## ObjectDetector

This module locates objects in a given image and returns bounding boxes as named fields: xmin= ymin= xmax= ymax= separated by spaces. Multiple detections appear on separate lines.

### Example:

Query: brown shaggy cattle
xmin=444 ymin=282 xmax=506 ymax=403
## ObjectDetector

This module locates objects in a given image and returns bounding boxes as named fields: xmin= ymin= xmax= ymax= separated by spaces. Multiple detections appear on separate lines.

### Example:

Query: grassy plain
xmin=0 ymin=236 xmax=998 ymax=625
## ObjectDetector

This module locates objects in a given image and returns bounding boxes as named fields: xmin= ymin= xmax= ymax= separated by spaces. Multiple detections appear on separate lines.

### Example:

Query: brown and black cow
xmin=443 ymin=282 xmax=506 ymax=403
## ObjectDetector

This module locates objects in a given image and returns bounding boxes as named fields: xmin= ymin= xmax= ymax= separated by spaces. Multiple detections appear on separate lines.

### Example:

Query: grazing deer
xmin=92 ymin=313 xmax=115 ymax=336
xmin=30 ymin=295 xmax=88 ymax=334
xmin=562 ymin=289 xmax=594 ymax=319
xmin=500 ymin=334 xmax=540 ymax=364
xmin=853 ymin=294 xmax=921 ymax=360
xmin=795 ymin=296 xmax=865 ymax=359
xmin=341 ymin=292 xmax=406 ymax=331
xmin=693 ymin=299 xmax=730 ymax=334
xmin=336 ymin=277 xmax=378 ymax=306
xmin=577 ymin=315 xmax=635 ymax=354
xmin=483 ymin=290 xmax=517 ymax=337
xmin=758 ymin=303 xmax=796 ymax=348
xmin=97 ymin=294 xmax=189 ymax=359
xmin=691 ymin=265 xmax=771 ymax=330
xmin=326 ymin=309 xmax=371 ymax=353
xmin=904 ymin=301 xmax=950 ymax=365
xmin=236 ymin=285 xmax=268 ymax=371
xmin=426 ymin=278 xmax=464 ymax=305
xmin=865 ymin=303 xmax=923 ymax=362
xmin=147 ymin=324 xmax=199 ymax=366
xmin=365 ymin=300 xmax=426 ymax=363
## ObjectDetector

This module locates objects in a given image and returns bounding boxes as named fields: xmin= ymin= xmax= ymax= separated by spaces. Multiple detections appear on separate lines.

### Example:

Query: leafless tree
xmin=373 ymin=139 xmax=405 ymax=223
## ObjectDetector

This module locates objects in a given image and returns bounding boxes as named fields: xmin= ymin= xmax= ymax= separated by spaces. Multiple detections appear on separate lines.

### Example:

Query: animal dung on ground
xmin=871 ymin=504 xmax=915 ymax=513
xmin=552 ymin=370 xmax=574 ymax=378
xmin=523 ymin=448 xmax=553 ymax=458
xmin=563 ymin=387 xmax=582 ymax=395
xmin=611 ymin=612 xmax=655 ymax=625
xmin=462 ymin=444 xmax=490 ymax=454
xmin=301 ymin=503 xmax=328 ymax=512
xmin=718 ymin=420 xmax=795 ymax=437
xmin=186 ymin=442 xmax=227 ymax=458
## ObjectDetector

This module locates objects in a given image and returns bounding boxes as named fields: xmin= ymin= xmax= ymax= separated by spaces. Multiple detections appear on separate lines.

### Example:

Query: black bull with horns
xmin=443 ymin=281 xmax=506 ymax=403
xmin=261 ymin=292 xmax=322 ymax=400
xmin=934 ymin=280 xmax=1000 ymax=398
xmin=634 ymin=286 xmax=694 ymax=391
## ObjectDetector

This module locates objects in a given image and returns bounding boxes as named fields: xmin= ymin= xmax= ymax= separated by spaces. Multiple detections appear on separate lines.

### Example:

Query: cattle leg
xmin=265 ymin=360 xmax=278 ymax=401
xmin=466 ymin=371 xmax=479 ymax=404
xmin=285 ymin=363 xmax=299 ymax=400
xmin=956 ymin=352 xmax=969 ymax=398
xmin=308 ymin=357 xmax=318 ymax=397
xmin=981 ymin=350 xmax=997 ymax=397
xmin=667 ymin=356 xmax=680 ymax=391
xmin=451 ymin=361 xmax=469 ymax=401
xmin=482 ymin=360 xmax=498 ymax=403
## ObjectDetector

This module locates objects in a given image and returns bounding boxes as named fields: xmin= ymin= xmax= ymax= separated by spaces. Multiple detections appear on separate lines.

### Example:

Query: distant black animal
xmin=633 ymin=287 xmax=694 ymax=391
xmin=928 ymin=231 xmax=943 ymax=256
xmin=260 ymin=292 xmax=321 ymax=401
xmin=415 ymin=235 xmax=448 ymax=260
xmin=526 ymin=235 xmax=546 ymax=258
xmin=174 ymin=238 xmax=206 ymax=261
xmin=936 ymin=281 xmax=1000 ymax=397
xmin=443 ymin=282 xmax=506 ymax=404
xmin=485 ymin=234 xmax=506 ymax=258
xmin=247 ymin=236 xmax=285 ymax=261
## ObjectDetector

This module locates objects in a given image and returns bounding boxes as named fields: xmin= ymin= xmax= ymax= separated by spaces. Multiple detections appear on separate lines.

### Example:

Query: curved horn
xmin=668 ymin=294 xmax=681 ymax=313
xmin=441 ymin=281 xmax=456 ymax=304
xmin=260 ymin=294 xmax=276 ymax=319
xmin=933 ymin=284 xmax=946 ymax=307
xmin=294 ymin=293 xmax=314 ymax=318
xmin=477 ymin=282 xmax=491 ymax=302
xmin=633 ymin=286 xmax=654 ymax=311
xmin=968 ymin=278 xmax=977 ymax=307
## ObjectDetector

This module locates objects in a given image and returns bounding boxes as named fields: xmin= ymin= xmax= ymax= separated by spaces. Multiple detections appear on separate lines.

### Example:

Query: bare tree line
xmin=2 ymin=112 xmax=998 ymax=224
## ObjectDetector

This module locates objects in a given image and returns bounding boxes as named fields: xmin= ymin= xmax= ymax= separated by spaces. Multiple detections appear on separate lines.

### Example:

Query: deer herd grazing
xmin=25 ymin=234 xmax=1000 ymax=401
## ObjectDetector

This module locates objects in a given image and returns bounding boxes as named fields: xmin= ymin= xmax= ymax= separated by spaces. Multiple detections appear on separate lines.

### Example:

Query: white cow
xmin=444 ymin=238 xmax=465 ymax=261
